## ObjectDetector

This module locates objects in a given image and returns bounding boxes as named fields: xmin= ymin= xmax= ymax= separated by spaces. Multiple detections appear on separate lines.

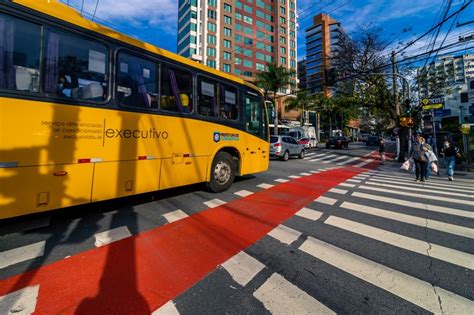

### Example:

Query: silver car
xmin=270 ymin=135 xmax=305 ymax=161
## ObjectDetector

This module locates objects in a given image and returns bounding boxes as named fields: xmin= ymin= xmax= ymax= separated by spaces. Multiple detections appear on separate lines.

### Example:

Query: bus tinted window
xmin=44 ymin=30 xmax=109 ymax=102
xmin=116 ymin=53 xmax=158 ymax=108
xmin=160 ymin=64 xmax=193 ymax=113
xmin=219 ymin=84 xmax=238 ymax=120
xmin=198 ymin=77 xmax=218 ymax=117
xmin=0 ymin=14 xmax=40 ymax=92
xmin=245 ymin=96 xmax=261 ymax=137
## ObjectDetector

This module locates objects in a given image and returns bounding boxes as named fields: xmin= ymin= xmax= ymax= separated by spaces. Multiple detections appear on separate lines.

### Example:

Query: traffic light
xmin=400 ymin=117 xmax=407 ymax=127
xmin=407 ymin=117 xmax=414 ymax=128
xmin=404 ymin=99 xmax=412 ymax=116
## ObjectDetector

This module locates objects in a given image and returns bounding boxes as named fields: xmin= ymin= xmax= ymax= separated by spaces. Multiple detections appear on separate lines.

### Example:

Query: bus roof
xmin=11 ymin=0 xmax=262 ymax=94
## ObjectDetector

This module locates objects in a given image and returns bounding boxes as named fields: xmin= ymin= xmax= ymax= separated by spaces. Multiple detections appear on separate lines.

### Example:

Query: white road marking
xmin=340 ymin=202 xmax=474 ymax=239
xmin=368 ymin=174 xmax=473 ymax=192
xmin=163 ymin=210 xmax=189 ymax=224
xmin=358 ymin=185 xmax=474 ymax=206
xmin=354 ymin=159 xmax=374 ymax=167
xmin=347 ymin=179 xmax=361 ymax=183
xmin=221 ymin=251 xmax=265 ymax=286
xmin=352 ymin=192 xmax=474 ymax=218
xmin=257 ymin=183 xmax=274 ymax=189
xmin=310 ymin=170 xmax=320 ymax=174
xmin=288 ymin=175 xmax=302 ymax=179
xmin=253 ymin=273 xmax=335 ymax=315
xmin=369 ymin=172 xmax=473 ymax=188
xmin=268 ymin=225 xmax=302 ymax=245
xmin=204 ymin=199 xmax=227 ymax=208
xmin=311 ymin=154 xmax=338 ymax=162
xmin=322 ymin=155 xmax=349 ymax=164
xmin=300 ymin=172 xmax=312 ymax=176
xmin=274 ymin=178 xmax=289 ymax=183
xmin=315 ymin=196 xmax=337 ymax=205
xmin=234 ymin=190 xmax=254 ymax=197
xmin=339 ymin=183 xmax=355 ymax=188
xmin=336 ymin=157 xmax=359 ymax=165
xmin=0 ymin=241 xmax=45 ymax=269
xmin=365 ymin=181 xmax=472 ymax=198
xmin=299 ymin=237 xmax=474 ymax=314
xmin=94 ymin=226 xmax=132 ymax=247
xmin=324 ymin=216 xmax=474 ymax=269
xmin=329 ymin=188 xmax=348 ymax=195
xmin=0 ymin=285 xmax=39 ymax=315
xmin=296 ymin=207 xmax=323 ymax=221
xmin=305 ymin=153 xmax=317 ymax=157
xmin=152 ymin=300 xmax=180 ymax=315
xmin=367 ymin=177 xmax=472 ymax=193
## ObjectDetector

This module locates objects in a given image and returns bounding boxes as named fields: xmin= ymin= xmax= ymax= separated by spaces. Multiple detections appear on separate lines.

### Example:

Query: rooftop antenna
xmin=80 ymin=0 xmax=84 ymax=16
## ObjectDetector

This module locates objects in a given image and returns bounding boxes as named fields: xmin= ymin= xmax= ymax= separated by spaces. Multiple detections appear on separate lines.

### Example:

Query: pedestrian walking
xmin=440 ymin=140 xmax=460 ymax=181
xmin=379 ymin=139 xmax=386 ymax=165
xmin=409 ymin=136 xmax=428 ymax=182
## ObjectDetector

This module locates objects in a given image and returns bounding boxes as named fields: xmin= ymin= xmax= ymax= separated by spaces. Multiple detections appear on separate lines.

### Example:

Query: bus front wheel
xmin=207 ymin=151 xmax=235 ymax=193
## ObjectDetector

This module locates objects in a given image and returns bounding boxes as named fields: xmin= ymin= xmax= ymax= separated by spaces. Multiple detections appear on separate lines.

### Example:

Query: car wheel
xmin=207 ymin=151 xmax=235 ymax=193
xmin=298 ymin=150 xmax=305 ymax=159
xmin=280 ymin=150 xmax=290 ymax=161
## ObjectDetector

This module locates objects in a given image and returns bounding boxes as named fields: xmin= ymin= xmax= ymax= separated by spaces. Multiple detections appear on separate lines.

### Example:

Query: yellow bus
xmin=0 ymin=0 xmax=269 ymax=220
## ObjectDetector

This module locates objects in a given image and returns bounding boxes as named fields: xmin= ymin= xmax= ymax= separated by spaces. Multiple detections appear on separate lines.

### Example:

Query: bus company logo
xmin=214 ymin=132 xmax=239 ymax=142
xmin=213 ymin=132 xmax=221 ymax=143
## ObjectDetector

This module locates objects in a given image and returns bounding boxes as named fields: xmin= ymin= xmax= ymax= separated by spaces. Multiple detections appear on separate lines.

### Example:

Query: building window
xmin=224 ymin=52 xmax=231 ymax=60
xmin=280 ymin=46 xmax=286 ymax=54
xmin=223 ymin=64 xmax=231 ymax=73
xmin=243 ymin=59 xmax=253 ymax=68
xmin=256 ymin=63 xmax=265 ymax=71
xmin=224 ymin=27 xmax=232 ymax=37
xmin=208 ymin=22 xmax=216 ymax=32
xmin=208 ymin=10 xmax=216 ymax=19
xmin=243 ymin=16 xmax=253 ymax=24
xmin=207 ymin=47 xmax=216 ymax=57
xmin=208 ymin=0 xmax=217 ymax=6
xmin=280 ymin=36 xmax=286 ymax=44
xmin=224 ymin=39 xmax=232 ymax=48
xmin=280 ymin=7 xmax=286 ymax=14
xmin=207 ymin=34 xmax=216 ymax=44
xmin=244 ymin=5 xmax=253 ymax=14
xmin=280 ymin=57 xmax=286 ymax=64
xmin=244 ymin=71 xmax=253 ymax=77
xmin=235 ymin=57 xmax=242 ymax=65
xmin=224 ymin=15 xmax=232 ymax=24
xmin=224 ymin=3 xmax=232 ymax=12
xmin=206 ymin=60 xmax=216 ymax=68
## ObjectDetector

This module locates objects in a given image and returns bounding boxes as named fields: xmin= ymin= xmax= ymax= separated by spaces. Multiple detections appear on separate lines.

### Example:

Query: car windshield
xmin=270 ymin=136 xmax=279 ymax=143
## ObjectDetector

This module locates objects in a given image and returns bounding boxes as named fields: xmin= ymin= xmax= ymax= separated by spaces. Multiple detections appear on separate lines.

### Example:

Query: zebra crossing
xmin=304 ymin=151 xmax=373 ymax=167
xmin=168 ymin=169 xmax=473 ymax=314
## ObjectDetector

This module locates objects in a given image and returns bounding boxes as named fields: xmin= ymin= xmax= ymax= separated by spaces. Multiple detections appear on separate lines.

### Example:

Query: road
xmin=0 ymin=143 xmax=473 ymax=314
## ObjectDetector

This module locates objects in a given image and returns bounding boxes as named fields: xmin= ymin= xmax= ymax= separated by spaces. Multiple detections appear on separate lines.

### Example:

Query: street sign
xmin=422 ymin=103 xmax=443 ymax=110
xmin=460 ymin=124 xmax=471 ymax=134
xmin=434 ymin=109 xmax=451 ymax=117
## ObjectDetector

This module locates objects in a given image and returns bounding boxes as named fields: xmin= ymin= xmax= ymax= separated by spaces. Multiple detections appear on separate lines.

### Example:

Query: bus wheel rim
xmin=214 ymin=161 xmax=231 ymax=185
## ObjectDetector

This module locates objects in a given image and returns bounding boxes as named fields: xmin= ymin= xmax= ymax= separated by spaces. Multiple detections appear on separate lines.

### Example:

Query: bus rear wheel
xmin=207 ymin=151 xmax=235 ymax=193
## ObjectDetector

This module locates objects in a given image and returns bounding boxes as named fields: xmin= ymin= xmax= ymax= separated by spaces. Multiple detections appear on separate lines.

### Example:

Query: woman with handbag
xmin=409 ymin=136 xmax=428 ymax=182
xmin=440 ymin=140 xmax=460 ymax=181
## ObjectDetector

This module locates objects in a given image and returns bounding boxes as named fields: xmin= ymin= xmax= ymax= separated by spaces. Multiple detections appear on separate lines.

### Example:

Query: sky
xmin=62 ymin=0 xmax=474 ymax=64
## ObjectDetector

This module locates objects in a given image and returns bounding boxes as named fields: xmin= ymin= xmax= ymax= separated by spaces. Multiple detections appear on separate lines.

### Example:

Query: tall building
xmin=177 ymin=0 xmax=297 ymax=90
xmin=304 ymin=13 xmax=345 ymax=95
xmin=297 ymin=59 xmax=307 ymax=90
xmin=417 ymin=54 xmax=474 ymax=98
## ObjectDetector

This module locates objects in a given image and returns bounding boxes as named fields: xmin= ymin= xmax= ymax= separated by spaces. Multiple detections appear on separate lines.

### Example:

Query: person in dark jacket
xmin=440 ymin=140 xmax=459 ymax=181
xmin=410 ymin=136 xmax=428 ymax=182
xmin=379 ymin=139 xmax=386 ymax=164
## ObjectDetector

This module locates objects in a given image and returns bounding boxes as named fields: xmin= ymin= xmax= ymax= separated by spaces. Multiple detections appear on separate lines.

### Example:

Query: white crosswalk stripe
xmin=152 ymin=301 xmax=180 ymax=315
xmin=299 ymin=237 xmax=474 ymax=314
xmin=268 ymin=225 xmax=302 ymax=245
xmin=340 ymin=202 xmax=474 ymax=239
xmin=358 ymin=185 xmax=474 ymax=206
xmin=94 ymin=226 xmax=131 ymax=247
xmin=310 ymin=154 xmax=338 ymax=162
xmin=315 ymin=196 xmax=337 ymax=205
xmin=329 ymin=188 xmax=348 ymax=195
xmin=365 ymin=181 xmax=473 ymax=198
xmin=370 ymin=172 xmax=473 ymax=189
xmin=336 ymin=157 xmax=359 ymax=165
xmin=367 ymin=177 xmax=472 ymax=193
xmin=324 ymin=216 xmax=474 ymax=269
xmin=234 ymin=190 xmax=254 ymax=197
xmin=352 ymin=191 xmax=473 ymax=218
xmin=204 ymin=199 xmax=226 ymax=208
xmin=163 ymin=210 xmax=188 ymax=224
xmin=321 ymin=155 xmax=348 ymax=164
xmin=254 ymin=273 xmax=335 ymax=315
xmin=0 ymin=285 xmax=40 ymax=315
xmin=221 ymin=251 xmax=265 ymax=287
xmin=257 ymin=183 xmax=274 ymax=189
xmin=354 ymin=159 xmax=374 ymax=167
xmin=0 ymin=241 xmax=45 ymax=269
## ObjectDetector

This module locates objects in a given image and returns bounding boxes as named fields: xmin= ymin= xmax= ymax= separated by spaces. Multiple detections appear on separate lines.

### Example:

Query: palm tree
xmin=255 ymin=63 xmax=292 ymax=135
xmin=285 ymin=90 xmax=318 ymax=126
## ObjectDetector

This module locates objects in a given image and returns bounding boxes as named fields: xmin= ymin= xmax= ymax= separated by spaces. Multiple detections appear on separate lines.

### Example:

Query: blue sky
xmin=63 ymin=0 xmax=474 ymax=62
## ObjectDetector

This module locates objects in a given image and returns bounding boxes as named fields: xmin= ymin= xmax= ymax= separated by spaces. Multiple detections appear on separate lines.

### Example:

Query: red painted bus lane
xmin=0 ymin=167 xmax=368 ymax=314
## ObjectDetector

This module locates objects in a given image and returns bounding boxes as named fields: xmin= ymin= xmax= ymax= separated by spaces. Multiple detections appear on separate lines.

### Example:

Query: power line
xmin=395 ymin=0 xmax=472 ymax=54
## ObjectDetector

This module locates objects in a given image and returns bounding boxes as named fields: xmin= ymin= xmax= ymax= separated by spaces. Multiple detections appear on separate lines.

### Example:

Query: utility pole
xmin=391 ymin=51 xmax=400 ymax=116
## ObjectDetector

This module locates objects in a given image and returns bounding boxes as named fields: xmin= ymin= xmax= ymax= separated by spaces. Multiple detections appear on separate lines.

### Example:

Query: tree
xmin=255 ymin=63 xmax=293 ymax=135
xmin=284 ymin=90 xmax=316 ymax=126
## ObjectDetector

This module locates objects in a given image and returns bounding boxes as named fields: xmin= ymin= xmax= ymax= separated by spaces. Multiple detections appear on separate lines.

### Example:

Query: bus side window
xmin=116 ymin=53 xmax=157 ymax=109
xmin=43 ymin=29 xmax=109 ymax=102
xmin=160 ymin=64 xmax=193 ymax=113
xmin=245 ymin=96 xmax=261 ymax=137
xmin=197 ymin=77 xmax=218 ymax=117
xmin=0 ymin=13 xmax=41 ymax=93
xmin=219 ymin=84 xmax=238 ymax=120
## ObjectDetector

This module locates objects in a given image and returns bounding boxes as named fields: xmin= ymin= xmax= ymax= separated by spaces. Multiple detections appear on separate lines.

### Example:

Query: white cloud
xmin=62 ymin=0 xmax=178 ymax=34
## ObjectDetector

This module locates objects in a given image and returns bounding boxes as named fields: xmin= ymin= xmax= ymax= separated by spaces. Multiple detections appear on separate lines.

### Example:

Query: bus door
xmin=244 ymin=94 xmax=268 ymax=173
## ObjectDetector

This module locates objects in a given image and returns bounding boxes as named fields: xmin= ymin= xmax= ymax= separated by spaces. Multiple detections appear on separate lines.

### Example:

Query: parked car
xmin=270 ymin=135 xmax=305 ymax=161
xmin=366 ymin=136 xmax=379 ymax=146
xmin=326 ymin=137 xmax=349 ymax=149
xmin=298 ymin=137 xmax=318 ymax=148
